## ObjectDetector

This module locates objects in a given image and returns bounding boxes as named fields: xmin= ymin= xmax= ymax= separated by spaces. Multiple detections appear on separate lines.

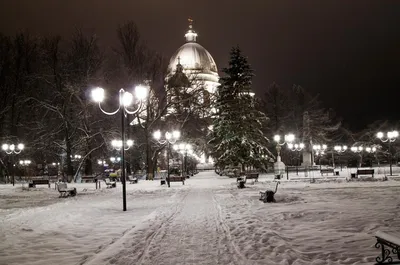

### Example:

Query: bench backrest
xmin=321 ymin=169 xmax=334 ymax=172
xmin=357 ymin=169 xmax=374 ymax=174
xmin=246 ymin=173 xmax=259 ymax=179
xmin=376 ymin=231 xmax=400 ymax=246
xmin=32 ymin=179 xmax=49 ymax=184
xmin=58 ymin=183 xmax=67 ymax=190
xmin=169 ymin=176 xmax=183 ymax=181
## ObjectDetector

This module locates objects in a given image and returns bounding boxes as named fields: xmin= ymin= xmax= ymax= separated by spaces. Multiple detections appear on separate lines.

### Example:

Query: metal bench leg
xmin=375 ymin=242 xmax=393 ymax=264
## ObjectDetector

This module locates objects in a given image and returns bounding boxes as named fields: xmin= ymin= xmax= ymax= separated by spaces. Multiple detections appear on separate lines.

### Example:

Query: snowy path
xmin=85 ymin=174 xmax=245 ymax=265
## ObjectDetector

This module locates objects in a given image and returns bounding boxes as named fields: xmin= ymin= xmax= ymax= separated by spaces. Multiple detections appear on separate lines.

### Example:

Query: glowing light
xmin=135 ymin=85 xmax=148 ymax=101
xmin=126 ymin=140 xmax=134 ymax=147
xmin=153 ymin=130 xmax=161 ymax=140
xmin=285 ymin=134 xmax=295 ymax=142
xmin=122 ymin=92 xmax=133 ymax=106
xmin=2 ymin=144 xmax=8 ymax=151
xmin=92 ymin=87 xmax=104 ymax=103
xmin=172 ymin=130 xmax=181 ymax=139
xmin=377 ymin=132 xmax=384 ymax=139
xmin=273 ymin=135 xmax=280 ymax=142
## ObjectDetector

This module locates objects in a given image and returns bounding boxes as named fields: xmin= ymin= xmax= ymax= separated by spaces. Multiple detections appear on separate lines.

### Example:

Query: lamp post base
xmin=274 ymin=156 xmax=286 ymax=179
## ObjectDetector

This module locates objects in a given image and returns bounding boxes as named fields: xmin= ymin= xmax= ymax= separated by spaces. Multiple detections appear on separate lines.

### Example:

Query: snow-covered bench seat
xmin=375 ymin=231 xmax=400 ymax=264
xmin=57 ymin=183 xmax=77 ymax=198
xmin=104 ymin=178 xmax=116 ymax=188
xmin=128 ymin=176 xmax=138 ymax=184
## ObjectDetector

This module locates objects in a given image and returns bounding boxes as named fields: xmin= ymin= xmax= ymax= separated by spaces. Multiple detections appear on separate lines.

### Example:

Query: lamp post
xmin=377 ymin=130 xmax=398 ymax=176
xmin=287 ymin=143 xmax=304 ymax=166
xmin=313 ymin=144 xmax=327 ymax=169
xmin=92 ymin=86 xmax=147 ymax=211
xmin=273 ymin=133 xmax=294 ymax=179
xmin=273 ymin=134 xmax=295 ymax=159
xmin=334 ymin=145 xmax=348 ymax=170
xmin=153 ymin=130 xmax=180 ymax=187
xmin=2 ymin=143 xmax=24 ymax=186
xmin=173 ymin=143 xmax=193 ymax=177
xmin=351 ymin=145 xmax=376 ymax=168
xmin=19 ymin=160 xmax=31 ymax=180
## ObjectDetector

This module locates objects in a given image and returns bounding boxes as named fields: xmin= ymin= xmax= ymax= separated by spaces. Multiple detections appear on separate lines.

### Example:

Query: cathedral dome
xmin=167 ymin=20 xmax=219 ymax=85
xmin=168 ymin=42 xmax=218 ymax=74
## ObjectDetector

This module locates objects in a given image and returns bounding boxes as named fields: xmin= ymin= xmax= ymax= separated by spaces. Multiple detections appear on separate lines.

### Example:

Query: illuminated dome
xmin=167 ymin=20 xmax=219 ymax=88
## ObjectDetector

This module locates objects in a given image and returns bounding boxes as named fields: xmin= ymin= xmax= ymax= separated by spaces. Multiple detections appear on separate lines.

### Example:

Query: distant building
xmin=165 ymin=19 xmax=219 ymax=166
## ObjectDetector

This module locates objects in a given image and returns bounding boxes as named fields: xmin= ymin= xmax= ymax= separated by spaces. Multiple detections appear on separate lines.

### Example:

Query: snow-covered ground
xmin=1 ymin=172 xmax=400 ymax=265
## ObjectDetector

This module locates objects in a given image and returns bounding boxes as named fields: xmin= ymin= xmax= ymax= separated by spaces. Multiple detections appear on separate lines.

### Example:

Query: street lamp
xmin=173 ymin=143 xmax=193 ymax=177
xmin=92 ymin=85 xmax=148 ymax=211
xmin=19 ymin=160 xmax=31 ymax=180
xmin=110 ymin=157 xmax=121 ymax=163
xmin=287 ymin=143 xmax=304 ymax=166
xmin=2 ymin=143 xmax=24 ymax=186
xmin=334 ymin=145 xmax=348 ymax=153
xmin=334 ymin=145 xmax=348 ymax=170
xmin=273 ymin=133 xmax=295 ymax=159
xmin=19 ymin=160 xmax=31 ymax=166
xmin=351 ymin=145 xmax=376 ymax=168
xmin=153 ymin=130 xmax=180 ymax=187
xmin=377 ymin=130 xmax=398 ymax=176
xmin=313 ymin=144 xmax=327 ymax=168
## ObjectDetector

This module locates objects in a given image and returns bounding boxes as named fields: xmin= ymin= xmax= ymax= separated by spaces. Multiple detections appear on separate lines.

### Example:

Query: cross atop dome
xmin=188 ymin=18 xmax=193 ymax=28
xmin=185 ymin=17 xmax=198 ymax=43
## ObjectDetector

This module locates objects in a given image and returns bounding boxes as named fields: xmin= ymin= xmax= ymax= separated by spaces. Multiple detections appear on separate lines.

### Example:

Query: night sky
xmin=1 ymin=0 xmax=399 ymax=130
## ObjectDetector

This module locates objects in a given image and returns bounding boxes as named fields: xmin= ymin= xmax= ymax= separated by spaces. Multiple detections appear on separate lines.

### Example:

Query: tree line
xmin=0 ymin=22 xmax=398 ymax=181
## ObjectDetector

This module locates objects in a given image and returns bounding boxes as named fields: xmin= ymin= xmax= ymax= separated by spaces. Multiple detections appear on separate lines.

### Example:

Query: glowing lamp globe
xmin=153 ymin=130 xmax=161 ymax=140
xmin=172 ymin=130 xmax=181 ymax=139
xmin=285 ymin=134 xmax=295 ymax=142
xmin=122 ymin=92 xmax=133 ymax=106
xmin=135 ymin=85 xmax=148 ymax=101
xmin=92 ymin=87 xmax=105 ymax=103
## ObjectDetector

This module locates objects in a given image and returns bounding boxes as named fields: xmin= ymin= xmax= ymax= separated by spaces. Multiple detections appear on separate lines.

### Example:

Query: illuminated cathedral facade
xmin=165 ymin=19 xmax=219 ymax=165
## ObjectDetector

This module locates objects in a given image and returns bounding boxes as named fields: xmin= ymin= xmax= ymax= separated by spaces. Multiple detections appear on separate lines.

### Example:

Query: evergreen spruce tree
xmin=210 ymin=47 xmax=272 ymax=171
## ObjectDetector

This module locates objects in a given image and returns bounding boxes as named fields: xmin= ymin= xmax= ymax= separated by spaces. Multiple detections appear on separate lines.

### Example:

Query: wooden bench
xmin=236 ymin=173 xmax=259 ymax=182
xmin=357 ymin=169 xmax=374 ymax=178
xmin=29 ymin=179 xmax=50 ymax=188
xmin=57 ymin=183 xmax=77 ymax=198
xmin=246 ymin=173 xmax=259 ymax=182
xmin=167 ymin=176 xmax=185 ymax=187
xmin=320 ymin=168 xmax=335 ymax=176
xmin=81 ymin=176 xmax=95 ymax=183
xmin=104 ymin=178 xmax=116 ymax=188
xmin=259 ymin=181 xmax=280 ymax=203
xmin=375 ymin=231 xmax=400 ymax=264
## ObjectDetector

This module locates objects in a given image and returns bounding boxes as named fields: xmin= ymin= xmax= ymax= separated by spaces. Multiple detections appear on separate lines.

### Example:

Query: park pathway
xmin=128 ymin=173 xmax=245 ymax=265
xmin=85 ymin=172 xmax=246 ymax=265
